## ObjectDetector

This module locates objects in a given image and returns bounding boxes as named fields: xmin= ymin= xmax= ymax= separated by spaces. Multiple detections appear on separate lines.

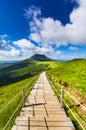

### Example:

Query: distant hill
xmin=70 ymin=58 xmax=86 ymax=62
xmin=30 ymin=54 xmax=54 ymax=61
xmin=0 ymin=54 xmax=51 ymax=86
xmin=0 ymin=63 xmax=12 ymax=69
xmin=0 ymin=54 xmax=53 ymax=71
xmin=0 ymin=61 xmax=18 ymax=70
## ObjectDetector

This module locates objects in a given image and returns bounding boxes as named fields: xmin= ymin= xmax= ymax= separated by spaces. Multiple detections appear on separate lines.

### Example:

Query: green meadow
xmin=0 ymin=58 xmax=47 ymax=129
xmin=0 ymin=54 xmax=86 ymax=129
xmin=44 ymin=59 xmax=86 ymax=99
xmin=41 ymin=59 xmax=86 ymax=129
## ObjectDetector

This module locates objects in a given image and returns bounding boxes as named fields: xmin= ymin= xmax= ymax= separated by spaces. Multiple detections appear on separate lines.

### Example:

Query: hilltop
xmin=0 ymin=54 xmax=52 ymax=86
xmin=0 ymin=54 xmax=52 ymax=70
xmin=30 ymin=54 xmax=54 ymax=61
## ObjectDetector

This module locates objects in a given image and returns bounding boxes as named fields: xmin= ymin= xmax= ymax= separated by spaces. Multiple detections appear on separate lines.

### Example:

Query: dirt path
xmin=12 ymin=72 xmax=75 ymax=130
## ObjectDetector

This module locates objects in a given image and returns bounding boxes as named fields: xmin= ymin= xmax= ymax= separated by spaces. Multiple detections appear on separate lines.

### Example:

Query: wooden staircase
xmin=12 ymin=72 xmax=75 ymax=130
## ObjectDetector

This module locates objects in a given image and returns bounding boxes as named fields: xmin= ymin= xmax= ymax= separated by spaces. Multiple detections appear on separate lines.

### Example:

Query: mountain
xmin=30 ymin=54 xmax=54 ymax=61
xmin=0 ymin=62 xmax=17 ymax=70
xmin=70 ymin=58 xmax=86 ymax=62
xmin=0 ymin=54 xmax=53 ymax=71
xmin=0 ymin=54 xmax=51 ymax=86
xmin=0 ymin=60 xmax=19 ymax=71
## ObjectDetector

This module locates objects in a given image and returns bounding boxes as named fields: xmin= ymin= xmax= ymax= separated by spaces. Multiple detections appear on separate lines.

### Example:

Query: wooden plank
xmin=12 ymin=72 xmax=75 ymax=130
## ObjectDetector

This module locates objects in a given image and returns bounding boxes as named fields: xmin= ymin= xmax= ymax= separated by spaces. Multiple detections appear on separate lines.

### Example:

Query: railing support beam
xmin=61 ymin=85 xmax=64 ymax=107
xmin=22 ymin=87 xmax=25 ymax=107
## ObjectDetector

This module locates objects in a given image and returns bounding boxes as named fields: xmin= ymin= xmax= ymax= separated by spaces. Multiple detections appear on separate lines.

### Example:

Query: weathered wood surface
xmin=12 ymin=72 xmax=75 ymax=130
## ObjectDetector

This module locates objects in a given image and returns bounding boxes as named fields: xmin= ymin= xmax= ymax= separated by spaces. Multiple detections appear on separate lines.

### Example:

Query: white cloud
xmin=0 ymin=35 xmax=21 ymax=60
xmin=25 ymin=5 xmax=41 ymax=19
xmin=58 ymin=52 xmax=86 ymax=61
xmin=13 ymin=39 xmax=35 ymax=52
xmin=69 ymin=46 xmax=78 ymax=50
xmin=26 ymin=0 xmax=86 ymax=47
xmin=0 ymin=37 xmax=62 ymax=60
xmin=0 ymin=39 xmax=7 ymax=49
xmin=66 ymin=0 xmax=86 ymax=44
xmin=0 ymin=34 xmax=8 ymax=39
xmin=1 ymin=0 xmax=86 ymax=61
xmin=0 ymin=48 xmax=21 ymax=61
xmin=10 ymin=48 xmax=20 ymax=57
xmin=13 ymin=38 xmax=62 ymax=60
xmin=48 ymin=50 xmax=63 ymax=59
xmin=29 ymin=33 xmax=41 ymax=43
xmin=0 ymin=34 xmax=9 ymax=49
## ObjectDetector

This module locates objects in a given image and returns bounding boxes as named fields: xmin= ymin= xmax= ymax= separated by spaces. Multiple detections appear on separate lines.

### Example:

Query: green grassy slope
xmin=45 ymin=59 xmax=86 ymax=98
xmin=0 ymin=55 xmax=86 ymax=129
xmin=41 ymin=59 xmax=86 ymax=130
xmin=0 ymin=55 xmax=50 ymax=129
xmin=0 ymin=77 xmax=36 ymax=130
xmin=0 ymin=60 xmax=49 ymax=87
xmin=0 ymin=63 xmax=13 ymax=70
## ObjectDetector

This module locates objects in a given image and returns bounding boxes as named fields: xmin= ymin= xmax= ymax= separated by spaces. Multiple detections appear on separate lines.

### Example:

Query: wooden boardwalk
xmin=12 ymin=72 xmax=75 ymax=130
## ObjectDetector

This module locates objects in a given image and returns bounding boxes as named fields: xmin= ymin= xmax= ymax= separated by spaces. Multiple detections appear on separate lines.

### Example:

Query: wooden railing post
xmin=52 ymin=79 xmax=54 ymax=85
xmin=61 ymin=85 xmax=64 ymax=107
xmin=22 ymin=87 xmax=25 ymax=107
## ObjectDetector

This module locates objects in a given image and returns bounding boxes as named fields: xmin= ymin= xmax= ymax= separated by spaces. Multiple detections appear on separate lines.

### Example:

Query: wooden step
xmin=13 ymin=116 xmax=74 ymax=130
xmin=12 ymin=72 xmax=75 ymax=130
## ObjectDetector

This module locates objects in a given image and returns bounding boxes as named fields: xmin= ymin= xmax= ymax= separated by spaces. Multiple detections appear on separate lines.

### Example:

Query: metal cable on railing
xmin=52 ymin=86 xmax=61 ymax=97
xmin=24 ymin=82 xmax=30 ymax=89
xmin=49 ymin=77 xmax=86 ymax=130
xmin=64 ymin=90 xmax=86 ymax=111
xmin=0 ymin=80 xmax=32 ymax=113
xmin=0 ymin=91 xmax=21 ymax=113
xmin=26 ymin=87 xmax=32 ymax=97
xmin=3 ymin=100 xmax=22 ymax=130
xmin=0 ymin=79 xmax=34 ymax=130
xmin=63 ymin=100 xmax=85 ymax=130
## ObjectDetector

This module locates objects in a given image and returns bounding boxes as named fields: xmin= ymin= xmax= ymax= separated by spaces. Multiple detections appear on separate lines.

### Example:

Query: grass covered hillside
xmin=43 ymin=59 xmax=86 ymax=129
xmin=0 ymin=54 xmax=50 ymax=87
xmin=0 ymin=54 xmax=51 ymax=130
xmin=0 ymin=54 xmax=86 ymax=130
xmin=46 ymin=59 xmax=86 ymax=99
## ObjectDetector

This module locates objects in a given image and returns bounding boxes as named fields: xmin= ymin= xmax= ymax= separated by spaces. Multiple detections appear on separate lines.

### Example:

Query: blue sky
xmin=0 ymin=0 xmax=86 ymax=61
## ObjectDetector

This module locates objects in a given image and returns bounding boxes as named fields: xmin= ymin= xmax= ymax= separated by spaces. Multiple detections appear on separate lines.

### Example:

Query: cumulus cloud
xmin=25 ymin=5 xmax=41 ymax=19
xmin=1 ymin=0 xmax=86 ymax=61
xmin=0 ymin=34 xmax=8 ymax=39
xmin=58 ymin=52 xmax=86 ymax=61
xmin=10 ymin=48 xmax=20 ymax=57
xmin=66 ymin=0 xmax=86 ymax=44
xmin=0 ymin=34 xmax=21 ymax=60
xmin=29 ymin=33 xmax=41 ymax=43
xmin=0 ymin=39 xmax=7 ymax=49
xmin=14 ymin=39 xmax=35 ymax=52
xmin=0 ymin=48 xmax=21 ymax=60
xmin=69 ymin=46 xmax=78 ymax=50
xmin=25 ymin=0 xmax=86 ymax=47
xmin=0 ymin=37 xmax=62 ymax=60
xmin=13 ymin=38 xmax=62 ymax=59
xmin=0 ymin=34 xmax=9 ymax=49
